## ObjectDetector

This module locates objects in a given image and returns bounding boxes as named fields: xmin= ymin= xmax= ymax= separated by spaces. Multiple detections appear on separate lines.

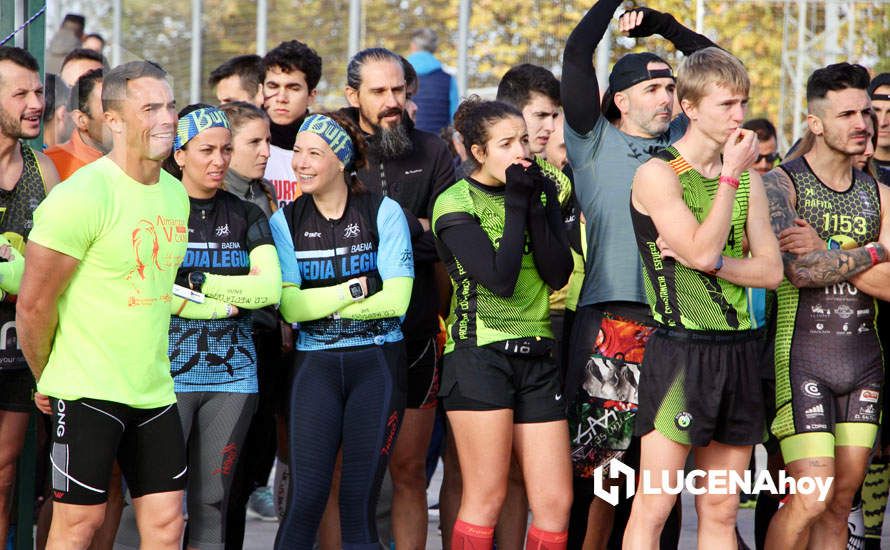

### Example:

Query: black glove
xmin=505 ymin=162 xmax=540 ymax=198
xmin=621 ymin=7 xmax=672 ymax=39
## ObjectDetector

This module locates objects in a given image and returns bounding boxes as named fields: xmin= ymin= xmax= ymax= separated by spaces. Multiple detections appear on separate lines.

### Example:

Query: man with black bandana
xmin=561 ymin=3 xmax=718 ymax=547
xmin=342 ymin=47 xmax=455 ymax=550
xmin=261 ymin=40 xmax=322 ymax=208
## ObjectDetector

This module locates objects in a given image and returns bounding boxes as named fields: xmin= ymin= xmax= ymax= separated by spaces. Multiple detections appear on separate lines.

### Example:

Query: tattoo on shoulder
xmin=762 ymin=169 xmax=879 ymax=287
xmin=761 ymin=170 xmax=797 ymax=236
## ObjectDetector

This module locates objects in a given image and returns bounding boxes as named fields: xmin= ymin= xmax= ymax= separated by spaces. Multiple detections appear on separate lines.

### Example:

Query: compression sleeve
xmin=528 ymin=181 xmax=573 ymax=289
xmin=338 ymin=197 xmax=414 ymax=319
xmin=0 ymin=237 xmax=24 ymax=294
xmin=435 ymin=187 xmax=530 ymax=298
xmin=625 ymin=7 xmax=717 ymax=55
xmin=269 ymin=207 xmax=352 ymax=323
xmin=172 ymin=296 xmax=235 ymax=320
xmin=201 ymin=244 xmax=282 ymax=309
xmin=337 ymin=276 xmax=413 ymax=320
xmin=562 ymin=0 xmax=623 ymax=135
xmin=279 ymin=281 xmax=358 ymax=323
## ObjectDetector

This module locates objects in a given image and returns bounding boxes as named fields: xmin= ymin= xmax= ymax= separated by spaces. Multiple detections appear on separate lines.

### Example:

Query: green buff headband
xmin=299 ymin=114 xmax=354 ymax=167
xmin=174 ymin=107 xmax=231 ymax=152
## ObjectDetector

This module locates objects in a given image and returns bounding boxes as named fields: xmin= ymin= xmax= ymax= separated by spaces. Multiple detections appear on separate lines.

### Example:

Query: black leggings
xmin=274 ymin=342 xmax=406 ymax=550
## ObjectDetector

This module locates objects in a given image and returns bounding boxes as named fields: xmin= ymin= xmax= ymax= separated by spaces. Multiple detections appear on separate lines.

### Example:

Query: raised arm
xmin=633 ymin=131 xmax=757 ymax=271
xmin=561 ymin=0 xmax=622 ymax=135
xmin=761 ymin=169 xmax=888 ymax=288
xmin=634 ymin=161 xmax=736 ymax=271
xmin=621 ymin=7 xmax=718 ymax=56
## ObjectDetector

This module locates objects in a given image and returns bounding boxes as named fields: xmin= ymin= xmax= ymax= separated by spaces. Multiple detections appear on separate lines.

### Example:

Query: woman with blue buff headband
xmin=116 ymin=103 xmax=281 ymax=550
xmin=269 ymin=111 xmax=414 ymax=550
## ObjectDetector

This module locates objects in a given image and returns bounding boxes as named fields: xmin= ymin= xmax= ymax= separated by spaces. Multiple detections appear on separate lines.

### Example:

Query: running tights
xmin=274 ymin=342 xmax=406 ymax=550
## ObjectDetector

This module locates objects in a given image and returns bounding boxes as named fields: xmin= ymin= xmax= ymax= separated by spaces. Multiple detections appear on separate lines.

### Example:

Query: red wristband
xmin=867 ymin=244 xmax=881 ymax=266
xmin=719 ymin=175 xmax=740 ymax=189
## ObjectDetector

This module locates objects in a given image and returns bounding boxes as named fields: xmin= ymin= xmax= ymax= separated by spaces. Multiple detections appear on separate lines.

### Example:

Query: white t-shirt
xmin=264 ymin=145 xmax=301 ymax=208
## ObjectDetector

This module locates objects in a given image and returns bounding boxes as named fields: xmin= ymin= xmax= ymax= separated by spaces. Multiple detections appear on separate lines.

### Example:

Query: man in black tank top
xmin=0 ymin=46 xmax=60 ymax=545
xmin=762 ymin=63 xmax=890 ymax=550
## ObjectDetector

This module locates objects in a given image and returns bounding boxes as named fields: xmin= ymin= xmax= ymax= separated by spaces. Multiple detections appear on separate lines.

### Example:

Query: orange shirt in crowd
xmin=44 ymin=130 xmax=104 ymax=182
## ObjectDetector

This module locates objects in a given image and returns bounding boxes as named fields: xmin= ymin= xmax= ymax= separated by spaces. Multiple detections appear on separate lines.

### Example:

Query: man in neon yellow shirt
xmin=17 ymin=60 xmax=189 ymax=550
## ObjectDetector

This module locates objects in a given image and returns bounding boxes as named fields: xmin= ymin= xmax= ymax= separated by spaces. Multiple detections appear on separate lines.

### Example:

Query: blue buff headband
xmin=298 ymin=114 xmax=354 ymax=167
xmin=173 ymin=107 xmax=231 ymax=152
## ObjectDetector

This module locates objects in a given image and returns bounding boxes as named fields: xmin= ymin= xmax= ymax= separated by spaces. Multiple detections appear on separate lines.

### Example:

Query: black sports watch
xmin=348 ymin=279 xmax=364 ymax=300
xmin=188 ymin=271 xmax=206 ymax=292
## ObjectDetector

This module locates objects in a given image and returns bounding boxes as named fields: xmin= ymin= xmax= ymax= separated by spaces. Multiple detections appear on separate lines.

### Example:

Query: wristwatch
xmin=347 ymin=279 xmax=365 ymax=301
xmin=187 ymin=271 xmax=206 ymax=292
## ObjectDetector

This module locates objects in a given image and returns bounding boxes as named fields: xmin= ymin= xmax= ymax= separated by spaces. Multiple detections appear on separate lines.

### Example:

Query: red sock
xmin=525 ymin=525 xmax=568 ymax=550
xmin=451 ymin=519 xmax=494 ymax=550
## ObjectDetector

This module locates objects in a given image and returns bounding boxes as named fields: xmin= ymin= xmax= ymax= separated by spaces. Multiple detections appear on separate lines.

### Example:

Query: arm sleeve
xmin=0 ymin=237 xmax=24 ymax=295
xmin=28 ymin=177 xmax=102 ymax=261
xmin=528 ymin=181 xmax=574 ymax=289
xmin=172 ymin=296 xmax=235 ymax=320
xmin=337 ymin=198 xmax=415 ymax=320
xmin=336 ymin=276 xmax=413 ymax=320
xmin=434 ymin=189 xmax=530 ymax=298
xmin=269 ymin=207 xmax=354 ymax=323
xmin=624 ymin=7 xmax=718 ymax=55
xmin=279 ymin=282 xmax=355 ymax=324
xmin=562 ymin=0 xmax=622 ymax=135
xmin=201 ymin=244 xmax=282 ymax=309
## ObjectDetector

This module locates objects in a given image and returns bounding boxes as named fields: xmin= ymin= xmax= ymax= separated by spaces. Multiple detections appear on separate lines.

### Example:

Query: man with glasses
xmin=743 ymin=118 xmax=781 ymax=175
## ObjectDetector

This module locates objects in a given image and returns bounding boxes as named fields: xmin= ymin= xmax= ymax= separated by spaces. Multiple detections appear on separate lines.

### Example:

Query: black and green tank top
xmin=631 ymin=146 xmax=751 ymax=330
xmin=0 ymin=143 xmax=47 ymax=369
xmin=774 ymin=157 xmax=883 ymax=386
xmin=432 ymin=178 xmax=552 ymax=353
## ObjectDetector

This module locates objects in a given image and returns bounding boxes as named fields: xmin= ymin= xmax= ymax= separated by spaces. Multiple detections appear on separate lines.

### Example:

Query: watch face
xmin=349 ymin=283 xmax=363 ymax=298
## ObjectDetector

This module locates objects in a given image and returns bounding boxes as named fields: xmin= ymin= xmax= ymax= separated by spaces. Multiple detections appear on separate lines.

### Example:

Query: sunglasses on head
xmin=756 ymin=152 xmax=781 ymax=164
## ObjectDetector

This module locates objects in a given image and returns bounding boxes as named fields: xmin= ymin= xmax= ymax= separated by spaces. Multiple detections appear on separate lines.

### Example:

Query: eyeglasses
xmin=756 ymin=152 xmax=781 ymax=164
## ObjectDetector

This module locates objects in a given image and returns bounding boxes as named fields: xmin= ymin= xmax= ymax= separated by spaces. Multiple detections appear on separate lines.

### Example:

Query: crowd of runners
xmin=0 ymin=1 xmax=889 ymax=549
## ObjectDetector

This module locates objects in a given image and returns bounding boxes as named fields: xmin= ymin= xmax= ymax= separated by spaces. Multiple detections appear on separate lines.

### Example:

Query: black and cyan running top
xmin=170 ymin=190 xmax=280 ymax=393
xmin=270 ymin=190 xmax=414 ymax=351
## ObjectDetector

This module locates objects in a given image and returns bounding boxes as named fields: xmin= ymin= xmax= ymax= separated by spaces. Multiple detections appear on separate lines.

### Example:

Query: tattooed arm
xmin=848 ymin=183 xmax=890 ymax=300
xmin=762 ymin=169 xmax=888 ymax=288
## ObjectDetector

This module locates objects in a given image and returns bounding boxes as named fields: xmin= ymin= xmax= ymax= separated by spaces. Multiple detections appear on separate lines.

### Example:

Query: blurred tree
xmin=47 ymin=0 xmax=890 ymax=129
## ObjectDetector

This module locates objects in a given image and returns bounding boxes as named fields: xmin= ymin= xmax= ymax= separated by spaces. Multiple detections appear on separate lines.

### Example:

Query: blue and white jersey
xmin=270 ymin=190 xmax=414 ymax=351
